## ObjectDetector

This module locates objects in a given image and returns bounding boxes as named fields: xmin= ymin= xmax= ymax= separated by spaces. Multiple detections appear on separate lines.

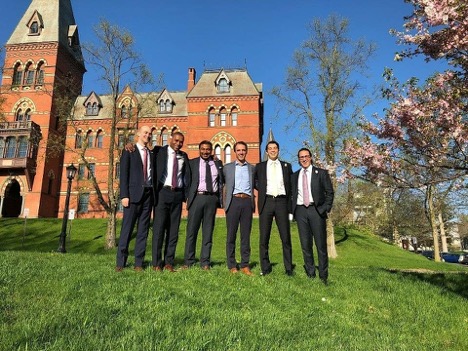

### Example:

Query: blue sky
xmin=1 ymin=0 xmax=445 ymax=167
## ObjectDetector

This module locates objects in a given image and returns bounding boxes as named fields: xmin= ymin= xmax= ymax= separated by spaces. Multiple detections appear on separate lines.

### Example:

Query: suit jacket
xmin=254 ymin=159 xmax=293 ymax=215
xmin=187 ymin=157 xmax=224 ymax=210
xmin=291 ymin=166 xmax=334 ymax=219
xmin=120 ymin=147 xmax=153 ymax=203
xmin=223 ymin=161 xmax=255 ymax=212
xmin=152 ymin=145 xmax=191 ymax=204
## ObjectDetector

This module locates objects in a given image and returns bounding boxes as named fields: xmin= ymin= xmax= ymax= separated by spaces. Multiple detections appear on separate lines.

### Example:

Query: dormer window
xmin=83 ymin=91 xmax=102 ymax=116
xmin=30 ymin=22 xmax=39 ymax=35
xmin=157 ymin=89 xmax=174 ymax=113
xmin=218 ymin=78 xmax=229 ymax=93
xmin=27 ymin=10 xmax=43 ymax=36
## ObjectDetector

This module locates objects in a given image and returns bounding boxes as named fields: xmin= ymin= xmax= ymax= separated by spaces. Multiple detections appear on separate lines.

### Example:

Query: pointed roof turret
xmin=7 ymin=0 xmax=84 ymax=66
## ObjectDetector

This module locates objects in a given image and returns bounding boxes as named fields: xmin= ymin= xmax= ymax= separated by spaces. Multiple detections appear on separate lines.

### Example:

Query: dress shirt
xmin=163 ymin=146 xmax=183 ymax=188
xmin=266 ymin=159 xmax=286 ymax=196
xmin=233 ymin=161 xmax=251 ymax=196
xmin=198 ymin=158 xmax=218 ymax=192
xmin=297 ymin=165 xmax=314 ymax=205
xmin=136 ymin=143 xmax=151 ymax=185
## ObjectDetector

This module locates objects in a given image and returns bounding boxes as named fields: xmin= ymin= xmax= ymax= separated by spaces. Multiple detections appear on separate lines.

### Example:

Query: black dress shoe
xmin=321 ymin=278 xmax=328 ymax=286
xmin=260 ymin=268 xmax=272 ymax=276
xmin=285 ymin=270 xmax=294 ymax=276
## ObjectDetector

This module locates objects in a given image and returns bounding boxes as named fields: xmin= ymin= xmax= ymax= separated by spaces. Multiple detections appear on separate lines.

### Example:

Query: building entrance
xmin=2 ymin=179 xmax=22 ymax=217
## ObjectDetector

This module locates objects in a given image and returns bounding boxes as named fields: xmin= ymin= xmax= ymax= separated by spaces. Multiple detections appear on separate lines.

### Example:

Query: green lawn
xmin=1 ymin=218 xmax=467 ymax=350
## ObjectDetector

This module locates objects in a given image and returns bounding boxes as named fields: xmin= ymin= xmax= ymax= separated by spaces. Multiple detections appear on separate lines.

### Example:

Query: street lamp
xmin=57 ymin=164 xmax=77 ymax=253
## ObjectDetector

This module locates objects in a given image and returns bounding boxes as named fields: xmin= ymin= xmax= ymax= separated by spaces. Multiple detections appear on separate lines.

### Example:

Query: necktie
xmin=302 ymin=169 xmax=310 ymax=207
xmin=171 ymin=152 xmax=178 ymax=189
xmin=206 ymin=160 xmax=213 ymax=193
xmin=271 ymin=161 xmax=278 ymax=196
xmin=143 ymin=147 xmax=148 ymax=182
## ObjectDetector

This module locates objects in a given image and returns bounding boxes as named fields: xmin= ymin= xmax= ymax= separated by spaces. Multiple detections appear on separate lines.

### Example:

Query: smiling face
xmin=298 ymin=149 xmax=312 ymax=169
xmin=199 ymin=142 xmax=213 ymax=161
xmin=234 ymin=142 xmax=248 ymax=163
xmin=137 ymin=126 xmax=151 ymax=146
xmin=170 ymin=132 xmax=184 ymax=152
xmin=266 ymin=142 xmax=279 ymax=161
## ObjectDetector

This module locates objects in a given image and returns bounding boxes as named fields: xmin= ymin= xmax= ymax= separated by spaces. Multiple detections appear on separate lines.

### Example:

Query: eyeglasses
xmin=298 ymin=155 xmax=311 ymax=160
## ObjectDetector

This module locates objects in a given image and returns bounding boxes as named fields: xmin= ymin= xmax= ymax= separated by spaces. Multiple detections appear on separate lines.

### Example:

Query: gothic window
xmin=215 ymin=145 xmax=221 ymax=161
xmin=78 ymin=164 xmax=85 ymax=180
xmin=96 ymin=131 xmax=103 ymax=148
xmin=159 ymin=100 xmax=165 ymax=112
xmin=88 ymin=163 xmax=95 ymax=179
xmin=23 ymin=63 xmax=34 ymax=85
xmin=220 ymin=108 xmax=227 ymax=127
xmin=12 ymin=63 xmax=22 ymax=86
xmin=75 ymin=131 xmax=83 ymax=148
xmin=16 ymin=109 xmax=24 ymax=122
xmin=86 ymin=102 xmax=93 ymax=115
xmin=36 ymin=62 xmax=44 ymax=85
xmin=121 ymin=105 xmax=128 ymax=119
xmin=78 ymin=193 xmax=90 ymax=213
xmin=30 ymin=21 xmax=39 ymax=35
xmin=92 ymin=102 xmax=99 ymax=115
xmin=151 ymin=128 xmax=157 ymax=146
xmin=231 ymin=109 xmax=238 ymax=126
xmin=225 ymin=145 xmax=232 ymax=163
xmin=161 ymin=128 xmax=168 ymax=146
xmin=165 ymin=100 xmax=172 ymax=112
xmin=217 ymin=78 xmax=229 ymax=93
xmin=86 ymin=131 xmax=94 ymax=148
xmin=5 ymin=137 xmax=17 ymax=158
xmin=118 ymin=134 xmax=125 ymax=148
xmin=209 ymin=109 xmax=216 ymax=127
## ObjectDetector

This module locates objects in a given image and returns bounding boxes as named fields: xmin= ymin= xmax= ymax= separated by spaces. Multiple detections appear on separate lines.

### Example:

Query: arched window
xmin=96 ymin=130 xmax=104 ymax=148
xmin=86 ymin=131 xmax=94 ymax=148
xmin=225 ymin=145 xmax=232 ymax=163
xmin=5 ymin=137 xmax=17 ymax=158
xmin=16 ymin=109 xmax=24 ymax=122
xmin=159 ymin=100 xmax=165 ymax=112
xmin=18 ymin=137 xmax=28 ymax=157
xmin=86 ymin=102 xmax=93 ymax=115
xmin=209 ymin=108 xmax=216 ymax=127
xmin=220 ymin=108 xmax=227 ymax=126
xmin=23 ymin=62 xmax=34 ymax=85
xmin=121 ymin=105 xmax=128 ymax=119
xmin=92 ymin=102 xmax=99 ymax=115
xmin=215 ymin=145 xmax=221 ymax=160
xmin=36 ymin=62 xmax=44 ymax=85
xmin=30 ymin=21 xmax=39 ymax=34
xmin=218 ymin=78 xmax=229 ymax=93
xmin=231 ymin=108 xmax=238 ymax=126
xmin=161 ymin=128 xmax=168 ymax=146
xmin=165 ymin=100 xmax=172 ymax=112
xmin=75 ymin=131 xmax=83 ymax=148
xmin=12 ymin=63 xmax=22 ymax=86
xmin=151 ymin=128 xmax=157 ymax=146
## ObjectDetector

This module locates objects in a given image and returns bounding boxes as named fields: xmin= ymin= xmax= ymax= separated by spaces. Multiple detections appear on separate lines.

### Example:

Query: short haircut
xmin=297 ymin=147 xmax=312 ymax=157
xmin=199 ymin=140 xmax=213 ymax=149
xmin=234 ymin=141 xmax=248 ymax=151
xmin=265 ymin=140 xmax=279 ymax=151
xmin=171 ymin=131 xmax=184 ymax=139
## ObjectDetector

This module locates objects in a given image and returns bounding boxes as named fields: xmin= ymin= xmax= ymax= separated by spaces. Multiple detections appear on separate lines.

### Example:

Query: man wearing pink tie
xmin=291 ymin=148 xmax=334 ymax=285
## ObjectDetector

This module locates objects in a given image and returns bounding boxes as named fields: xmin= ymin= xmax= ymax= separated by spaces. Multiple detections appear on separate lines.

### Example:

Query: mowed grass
xmin=1 ymin=218 xmax=467 ymax=350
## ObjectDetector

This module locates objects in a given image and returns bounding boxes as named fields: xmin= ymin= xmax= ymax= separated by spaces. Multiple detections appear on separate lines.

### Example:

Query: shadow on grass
xmin=388 ymin=269 xmax=468 ymax=299
xmin=335 ymin=228 xmax=349 ymax=245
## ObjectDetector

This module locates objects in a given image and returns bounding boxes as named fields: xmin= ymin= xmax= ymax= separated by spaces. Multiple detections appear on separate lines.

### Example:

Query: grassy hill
xmin=1 ymin=218 xmax=467 ymax=350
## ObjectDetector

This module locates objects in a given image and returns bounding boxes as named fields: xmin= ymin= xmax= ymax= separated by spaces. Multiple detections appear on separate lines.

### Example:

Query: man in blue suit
xmin=223 ymin=141 xmax=255 ymax=275
xmin=291 ymin=148 xmax=334 ymax=285
xmin=116 ymin=125 xmax=154 ymax=272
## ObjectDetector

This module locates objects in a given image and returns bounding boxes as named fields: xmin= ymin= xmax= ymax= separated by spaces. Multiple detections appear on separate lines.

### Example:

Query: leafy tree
xmin=271 ymin=14 xmax=376 ymax=258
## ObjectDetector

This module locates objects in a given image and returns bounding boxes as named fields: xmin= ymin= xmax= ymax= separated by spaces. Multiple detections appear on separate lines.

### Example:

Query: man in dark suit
xmin=254 ymin=140 xmax=293 ymax=276
xmin=152 ymin=131 xmax=190 ymax=272
xmin=184 ymin=140 xmax=223 ymax=270
xmin=223 ymin=141 xmax=255 ymax=275
xmin=291 ymin=148 xmax=334 ymax=285
xmin=116 ymin=125 xmax=154 ymax=272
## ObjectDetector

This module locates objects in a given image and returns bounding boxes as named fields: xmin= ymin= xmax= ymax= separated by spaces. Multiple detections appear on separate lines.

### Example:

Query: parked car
xmin=421 ymin=250 xmax=434 ymax=260
xmin=458 ymin=253 xmax=468 ymax=265
xmin=440 ymin=252 xmax=461 ymax=263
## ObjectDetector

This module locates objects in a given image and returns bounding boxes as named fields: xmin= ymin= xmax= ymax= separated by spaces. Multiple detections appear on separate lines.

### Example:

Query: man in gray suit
xmin=223 ymin=141 xmax=255 ymax=276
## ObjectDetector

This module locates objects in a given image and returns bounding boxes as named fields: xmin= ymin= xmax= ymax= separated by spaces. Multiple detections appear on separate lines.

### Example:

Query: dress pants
xmin=226 ymin=197 xmax=252 ymax=269
xmin=295 ymin=205 xmax=328 ymax=280
xmin=116 ymin=189 xmax=153 ymax=268
xmin=259 ymin=196 xmax=293 ymax=272
xmin=185 ymin=194 xmax=217 ymax=267
xmin=152 ymin=187 xmax=184 ymax=268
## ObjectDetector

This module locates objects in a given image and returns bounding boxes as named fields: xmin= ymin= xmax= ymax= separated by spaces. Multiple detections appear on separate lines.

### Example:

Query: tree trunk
xmin=438 ymin=212 xmax=448 ymax=253
xmin=327 ymin=213 xmax=337 ymax=258
xmin=427 ymin=185 xmax=441 ymax=262
xmin=105 ymin=210 xmax=117 ymax=249
xmin=392 ymin=224 xmax=400 ymax=244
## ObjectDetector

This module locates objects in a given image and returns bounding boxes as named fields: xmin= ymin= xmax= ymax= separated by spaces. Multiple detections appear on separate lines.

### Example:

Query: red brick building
xmin=0 ymin=0 xmax=264 ymax=218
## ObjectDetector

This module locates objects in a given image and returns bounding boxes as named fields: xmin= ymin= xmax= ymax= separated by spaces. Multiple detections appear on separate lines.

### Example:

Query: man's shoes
xmin=164 ymin=264 xmax=175 ymax=272
xmin=179 ymin=265 xmax=190 ymax=270
xmin=152 ymin=266 xmax=162 ymax=272
xmin=115 ymin=266 xmax=124 ymax=272
xmin=240 ymin=267 xmax=254 ymax=276
xmin=201 ymin=265 xmax=211 ymax=271
xmin=260 ymin=268 xmax=272 ymax=276
xmin=321 ymin=278 xmax=328 ymax=286
xmin=229 ymin=267 xmax=239 ymax=274
xmin=285 ymin=270 xmax=294 ymax=276
xmin=304 ymin=265 xmax=316 ymax=278
xmin=134 ymin=266 xmax=143 ymax=272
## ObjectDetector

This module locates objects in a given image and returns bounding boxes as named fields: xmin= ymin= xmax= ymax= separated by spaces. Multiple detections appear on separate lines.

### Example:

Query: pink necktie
xmin=302 ymin=169 xmax=310 ymax=207
xmin=172 ymin=152 xmax=178 ymax=189
xmin=143 ymin=148 xmax=148 ymax=182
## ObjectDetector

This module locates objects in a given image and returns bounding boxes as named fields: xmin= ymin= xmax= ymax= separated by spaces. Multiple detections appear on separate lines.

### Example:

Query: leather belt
xmin=197 ymin=191 xmax=216 ymax=195
xmin=266 ymin=194 xmax=286 ymax=199
xmin=233 ymin=193 xmax=251 ymax=198
xmin=163 ymin=185 xmax=183 ymax=192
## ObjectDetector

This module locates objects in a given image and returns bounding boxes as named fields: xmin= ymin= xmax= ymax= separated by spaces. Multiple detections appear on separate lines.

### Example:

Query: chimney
xmin=187 ymin=67 xmax=196 ymax=92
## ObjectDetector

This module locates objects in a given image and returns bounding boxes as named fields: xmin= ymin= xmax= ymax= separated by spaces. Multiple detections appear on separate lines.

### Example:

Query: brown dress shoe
xmin=240 ymin=267 xmax=254 ymax=276
xmin=164 ymin=264 xmax=175 ymax=272
xmin=230 ymin=267 xmax=239 ymax=274
xmin=201 ymin=265 xmax=210 ymax=271
xmin=115 ymin=266 xmax=124 ymax=272
xmin=152 ymin=266 xmax=162 ymax=272
xmin=134 ymin=266 xmax=143 ymax=272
